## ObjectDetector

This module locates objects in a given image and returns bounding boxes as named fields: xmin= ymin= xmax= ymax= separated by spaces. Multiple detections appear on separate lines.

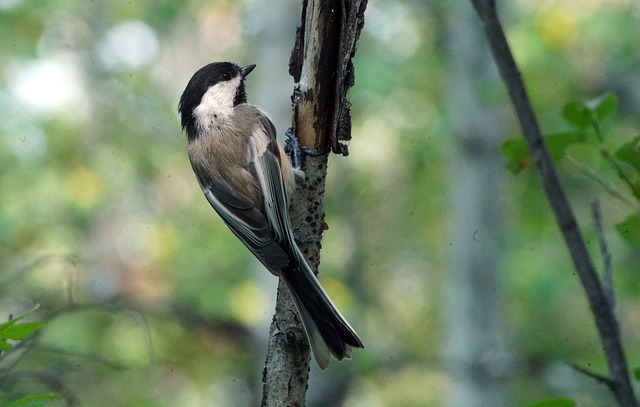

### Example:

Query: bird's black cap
xmin=178 ymin=62 xmax=256 ymax=137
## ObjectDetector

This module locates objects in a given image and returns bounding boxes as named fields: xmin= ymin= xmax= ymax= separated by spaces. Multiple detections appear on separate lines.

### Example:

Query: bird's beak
xmin=240 ymin=64 xmax=256 ymax=78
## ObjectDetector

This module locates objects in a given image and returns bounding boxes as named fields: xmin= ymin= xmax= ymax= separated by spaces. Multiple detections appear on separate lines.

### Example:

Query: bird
xmin=178 ymin=62 xmax=363 ymax=370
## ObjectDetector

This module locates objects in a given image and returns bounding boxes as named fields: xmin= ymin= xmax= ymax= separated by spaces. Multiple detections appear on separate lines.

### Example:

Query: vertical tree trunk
xmin=261 ymin=0 xmax=367 ymax=405
xmin=443 ymin=2 xmax=509 ymax=406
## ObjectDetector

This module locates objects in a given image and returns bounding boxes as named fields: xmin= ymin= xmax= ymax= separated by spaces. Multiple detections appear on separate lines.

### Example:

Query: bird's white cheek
xmin=193 ymin=98 xmax=227 ymax=130
xmin=193 ymin=77 xmax=241 ymax=126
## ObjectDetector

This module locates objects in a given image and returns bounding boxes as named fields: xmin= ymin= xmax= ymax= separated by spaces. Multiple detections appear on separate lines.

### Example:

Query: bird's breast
xmin=188 ymin=125 xmax=263 ymax=207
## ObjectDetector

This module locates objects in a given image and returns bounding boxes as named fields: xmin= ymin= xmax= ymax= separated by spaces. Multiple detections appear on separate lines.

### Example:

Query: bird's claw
xmin=285 ymin=128 xmax=325 ymax=171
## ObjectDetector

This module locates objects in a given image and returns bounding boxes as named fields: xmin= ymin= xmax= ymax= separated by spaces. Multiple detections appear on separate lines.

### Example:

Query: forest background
xmin=1 ymin=0 xmax=639 ymax=406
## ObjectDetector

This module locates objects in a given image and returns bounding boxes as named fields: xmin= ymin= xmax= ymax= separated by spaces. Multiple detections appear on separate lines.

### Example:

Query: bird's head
xmin=178 ymin=62 xmax=256 ymax=138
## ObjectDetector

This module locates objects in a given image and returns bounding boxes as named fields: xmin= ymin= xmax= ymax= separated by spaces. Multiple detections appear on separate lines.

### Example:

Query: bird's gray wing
xmin=244 ymin=114 xmax=295 ymax=250
xmin=194 ymin=161 xmax=290 ymax=272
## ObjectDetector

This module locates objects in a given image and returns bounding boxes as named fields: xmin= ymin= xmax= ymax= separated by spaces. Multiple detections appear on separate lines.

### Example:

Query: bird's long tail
xmin=282 ymin=259 xmax=364 ymax=370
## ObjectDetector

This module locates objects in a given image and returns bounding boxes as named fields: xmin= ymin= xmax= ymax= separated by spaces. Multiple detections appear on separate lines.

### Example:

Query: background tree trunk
xmin=442 ymin=2 xmax=510 ymax=406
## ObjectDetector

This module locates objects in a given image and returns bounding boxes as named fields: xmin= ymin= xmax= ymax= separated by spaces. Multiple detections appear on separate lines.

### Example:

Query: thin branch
xmin=591 ymin=117 xmax=640 ymax=202
xmin=568 ymin=362 xmax=612 ymax=387
xmin=591 ymin=200 xmax=615 ymax=309
xmin=470 ymin=1 xmax=637 ymax=405
xmin=601 ymin=147 xmax=640 ymax=202
xmin=566 ymin=156 xmax=639 ymax=210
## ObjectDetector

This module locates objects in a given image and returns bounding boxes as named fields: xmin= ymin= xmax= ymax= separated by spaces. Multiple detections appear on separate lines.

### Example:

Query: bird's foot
xmin=284 ymin=128 xmax=324 ymax=171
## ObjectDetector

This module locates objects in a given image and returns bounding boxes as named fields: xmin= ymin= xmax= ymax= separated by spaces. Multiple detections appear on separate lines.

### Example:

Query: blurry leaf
xmin=545 ymin=132 xmax=586 ymax=160
xmin=501 ymin=132 xmax=585 ymax=174
xmin=616 ymin=213 xmax=640 ymax=246
xmin=561 ymin=93 xmax=618 ymax=128
xmin=561 ymin=101 xmax=592 ymax=128
xmin=0 ymin=321 xmax=47 ymax=341
xmin=614 ymin=135 xmax=640 ymax=174
xmin=0 ymin=306 xmax=41 ymax=333
xmin=7 ymin=394 xmax=62 ymax=407
xmin=524 ymin=397 xmax=575 ymax=407
xmin=501 ymin=138 xmax=531 ymax=174
xmin=0 ymin=305 xmax=45 ymax=352
xmin=586 ymin=92 xmax=618 ymax=122
xmin=633 ymin=367 xmax=640 ymax=381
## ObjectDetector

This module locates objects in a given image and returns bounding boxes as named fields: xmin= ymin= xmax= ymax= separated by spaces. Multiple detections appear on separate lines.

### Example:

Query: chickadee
xmin=178 ymin=62 xmax=363 ymax=370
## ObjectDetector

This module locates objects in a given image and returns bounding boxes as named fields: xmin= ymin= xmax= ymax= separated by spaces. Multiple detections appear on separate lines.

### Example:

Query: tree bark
xmin=261 ymin=0 xmax=367 ymax=405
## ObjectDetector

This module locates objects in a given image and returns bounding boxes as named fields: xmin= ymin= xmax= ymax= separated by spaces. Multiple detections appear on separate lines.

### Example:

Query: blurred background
xmin=1 ymin=0 xmax=639 ymax=406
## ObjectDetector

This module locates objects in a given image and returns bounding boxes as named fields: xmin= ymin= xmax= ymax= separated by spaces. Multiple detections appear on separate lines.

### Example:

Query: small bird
xmin=178 ymin=62 xmax=363 ymax=370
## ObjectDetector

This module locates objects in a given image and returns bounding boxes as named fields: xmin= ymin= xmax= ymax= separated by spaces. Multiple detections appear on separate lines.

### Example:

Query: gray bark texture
xmin=260 ymin=0 xmax=367 ymax=405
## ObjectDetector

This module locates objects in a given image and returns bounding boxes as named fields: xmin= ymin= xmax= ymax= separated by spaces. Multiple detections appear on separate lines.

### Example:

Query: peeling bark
xmin=261 ymin=0 xmax=367 ymax=405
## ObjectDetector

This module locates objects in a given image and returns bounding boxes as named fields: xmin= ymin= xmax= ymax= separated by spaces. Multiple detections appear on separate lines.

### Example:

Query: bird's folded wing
xmin=245 ymin=116 xmax=294 ymax=249
xmin=202 ymin=176 xmax=290 ymax=270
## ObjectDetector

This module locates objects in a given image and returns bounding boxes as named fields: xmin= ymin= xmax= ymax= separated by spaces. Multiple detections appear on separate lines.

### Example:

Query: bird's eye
xmin=221 ymin=72 xmax=232 ymax=81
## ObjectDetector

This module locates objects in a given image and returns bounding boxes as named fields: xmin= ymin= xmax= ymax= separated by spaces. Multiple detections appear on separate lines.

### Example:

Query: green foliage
xmin=501 ymin=131 xmax=586 ymax=174
xmin=561 ymin=101 xmax=593 ymax=129
xmin=616 ymin=213 xmax=640 ymax=246
xmin=561 ymin=93 xmax=618 ymax=128
xmin=7 ymin=394 xmax=62 ymax=407
xmin=523 ymin=398 xmax=575 ymax=407
xmin=1 ymin=1 xmax=639 ymax=406
xmin=613 ymin=135 xmax=640 ymax=196
xmin=501 ymin=91 xmax=640 ymax=246
xmin=0 ymin=307 xmax=57 ymax=406
xmin=502 ymin=92 xmax=618 ymax=175
xmin=633 ymin=367 xmax=640 ymax=381
xmin=0 ymin=306 xmax=46 ymax=353
xmin=615 ymin=135 xmax=640 ymax=170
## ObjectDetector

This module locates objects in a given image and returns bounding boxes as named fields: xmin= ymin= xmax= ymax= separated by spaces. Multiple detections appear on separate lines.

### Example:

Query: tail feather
xmin=282 ymin=262 xmax=364 ymax=370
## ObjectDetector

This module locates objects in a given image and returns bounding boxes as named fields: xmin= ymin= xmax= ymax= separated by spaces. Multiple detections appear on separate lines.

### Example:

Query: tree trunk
xmin=261 ymin=0 xmax=367 ymax=405
xmin=443 ymin=2 xmax=510 ymax=406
